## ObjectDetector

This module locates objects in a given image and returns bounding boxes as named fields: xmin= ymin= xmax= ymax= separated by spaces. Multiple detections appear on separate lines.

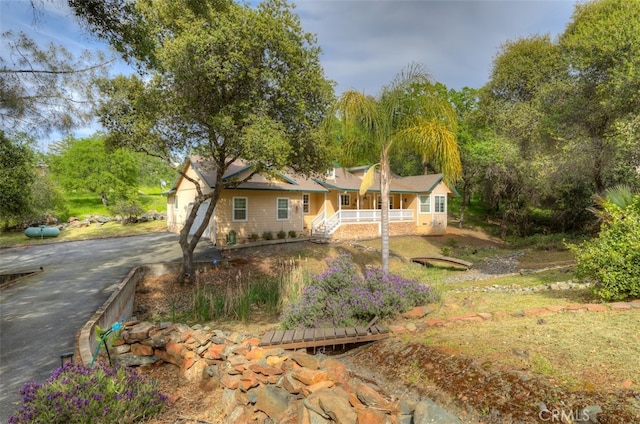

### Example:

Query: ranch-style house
xmin=165 ymin=156 xmax=455 ymax=245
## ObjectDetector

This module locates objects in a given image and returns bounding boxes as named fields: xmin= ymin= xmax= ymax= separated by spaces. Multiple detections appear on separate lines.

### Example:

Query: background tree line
xmin=0 ymin=131 xmax=174 ymax=230
xmin=1 ymin=0 xmax=638 ymax=291
xmin=387 ymin=0 xmax=639 ymax=237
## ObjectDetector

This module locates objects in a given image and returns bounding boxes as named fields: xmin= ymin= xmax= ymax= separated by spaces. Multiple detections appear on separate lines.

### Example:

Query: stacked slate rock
xmin=109 ymin=320 xmax=461 ymax=424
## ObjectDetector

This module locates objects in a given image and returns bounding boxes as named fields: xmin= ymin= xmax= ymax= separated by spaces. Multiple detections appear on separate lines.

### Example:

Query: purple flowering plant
xmin=9 ymin=361 xmax=167 ymax=423
xmin=281 ymin=254 xmax=439 ymax=329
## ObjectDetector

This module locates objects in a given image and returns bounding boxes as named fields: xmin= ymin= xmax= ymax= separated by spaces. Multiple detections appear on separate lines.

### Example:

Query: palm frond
xmin=398 ymin=117 xmax=462 ymax=181
xmin=604 ymin=184 xmax=635 ymax=209
xmin=359 ymin=164 xmax=378 ymax=196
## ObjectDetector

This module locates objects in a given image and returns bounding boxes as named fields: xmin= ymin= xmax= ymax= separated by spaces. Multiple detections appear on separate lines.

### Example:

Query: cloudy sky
xmin=1 ymin=0 xmax=578 ymax=141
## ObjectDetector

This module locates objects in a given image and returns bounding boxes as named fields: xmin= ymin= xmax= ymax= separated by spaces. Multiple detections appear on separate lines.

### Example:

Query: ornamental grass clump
xmin=281 ymin=254 xmax=438 ymax=329
xmin=9 ymin=361 xmax=167 ymax=424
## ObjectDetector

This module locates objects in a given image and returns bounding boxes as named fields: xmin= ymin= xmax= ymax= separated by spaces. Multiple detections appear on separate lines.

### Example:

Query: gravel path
xmin=442 ymin=250 xmax=527 ymax=283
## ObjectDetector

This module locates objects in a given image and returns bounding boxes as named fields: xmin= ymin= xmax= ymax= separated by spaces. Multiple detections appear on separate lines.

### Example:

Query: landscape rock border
xmin=106 ymin=320 xmax=462 ymax=423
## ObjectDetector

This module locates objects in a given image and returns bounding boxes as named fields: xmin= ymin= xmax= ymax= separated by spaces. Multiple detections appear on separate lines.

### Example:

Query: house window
xmin=435 ymin=195 xmax=446 ymax=213
xmin=340 ymin=194 xmax=350 ymax=207
xmin=325 ymin=168 xmax=335 ymax=179
xmin=277 ymin=198 xmax=289 ymax=220
xmin=174 ymin=195 xmax=179 ymax=210
xmin=302 ymin=194 xmax=310 ymax=214
xmin=419 ymin=195 xmax=430 ymax=213
xmin=233 ymin=197 xmax=248 ymax=221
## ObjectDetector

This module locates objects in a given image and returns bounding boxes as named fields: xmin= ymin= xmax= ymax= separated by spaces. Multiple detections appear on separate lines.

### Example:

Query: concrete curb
xmin=74 ymin=262 xmax=213 ymax=366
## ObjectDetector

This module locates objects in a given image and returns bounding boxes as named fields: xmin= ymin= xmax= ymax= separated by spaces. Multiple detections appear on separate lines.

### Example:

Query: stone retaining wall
xmin=107 ymin=320 xmax=461 ymax=424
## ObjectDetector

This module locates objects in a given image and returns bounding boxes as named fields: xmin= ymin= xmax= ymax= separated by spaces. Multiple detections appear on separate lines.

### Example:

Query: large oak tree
xmin=87 ymin=0 xmax=334 ymax=282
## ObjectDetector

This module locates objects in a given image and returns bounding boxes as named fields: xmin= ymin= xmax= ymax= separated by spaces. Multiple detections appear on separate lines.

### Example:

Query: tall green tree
xmin=557 ymin=0 xmax=640 ymax=194
xmin=330 ymin=64 xmax=461 ymax=273
xmin=91 ymin=0 xmax=334 ymax=283
xmin=0 ymin=30 xmax=109 ymax=138
xmin=49 ymin=134 xmax=139 ymax=207
xmin=0 ymin=132 xmax=65 ymax=229
xmin=0 ymin=132 xmax=36 ymax=230
xmin=481 ymin=0 xmax=640 ymax=232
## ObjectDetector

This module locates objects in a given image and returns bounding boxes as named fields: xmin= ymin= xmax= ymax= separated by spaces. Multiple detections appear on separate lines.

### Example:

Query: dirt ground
xmin=134 ymin=231 xmax=640 ymax=424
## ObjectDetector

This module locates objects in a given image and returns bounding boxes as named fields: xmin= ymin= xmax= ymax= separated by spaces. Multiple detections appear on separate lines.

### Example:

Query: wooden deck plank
xmin=369 ymin=326 xmax=379 ymax=335
xmin=355 ymin=326 xmax=368 ymax=336
xmin=281 ymin=330 xmax=295 ymax=344
xmin=293 ymin=329 xmax=305 ymax=342
xmin=314 ymin=328 xmax=325 ymax=340
xmin=375 ymin=324 xmax=389 ymax=334
xmin=335 ymin=328 xmax=346 ymax=338
xmin=366 ymin=316 xmax=379 ymax=330
xmin=270 ymin=331 xmax=285 ymax=345
xmin=323 ymin=328 xmax=335 ymax=339
xmin=260 ymin=331 xmax=276 ymax=346
xmin=303 ymin=328 xmax=315 ymax=341
xmin=345 ymin=327 xmax=356 ymax=337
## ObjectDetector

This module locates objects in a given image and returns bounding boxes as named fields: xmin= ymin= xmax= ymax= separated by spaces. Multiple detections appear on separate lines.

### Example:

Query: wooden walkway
xmin=259 ymin=322 xmax=389 ymax=350
xmin=411 ymin=256 xmax=472 ymax=269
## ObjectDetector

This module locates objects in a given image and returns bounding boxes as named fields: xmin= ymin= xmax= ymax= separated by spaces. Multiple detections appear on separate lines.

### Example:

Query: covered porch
xmin=311 ymin=191 xmax=416 ymax=237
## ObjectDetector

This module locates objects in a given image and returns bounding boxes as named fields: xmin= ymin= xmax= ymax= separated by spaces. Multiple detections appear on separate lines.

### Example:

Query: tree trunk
xmin=179 ymin=234 xmax=195 ymax=284
xmin=100 ymin=191 xmax=108 ymax=207
xmin=380 ymin=148 xmax=391 ymax=274
xmin=178 ymin=190 xmax=219 ymax=285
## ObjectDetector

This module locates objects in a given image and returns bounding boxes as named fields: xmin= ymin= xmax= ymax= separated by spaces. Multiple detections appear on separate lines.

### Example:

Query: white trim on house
xmin=419 ymin=195 xmax=431 ymax=214
xmin=276 ymin=197 xmax=289 ymax=221
xmin=302 ymin=193 xmax=310 ymax=214
xmin=435 ymin=195 xmax=446 ymax=213
xmin=233 ymin=197 xmax=248 ymax=222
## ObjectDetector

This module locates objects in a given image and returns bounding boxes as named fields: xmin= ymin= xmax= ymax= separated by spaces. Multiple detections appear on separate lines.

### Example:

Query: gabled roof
xmin=168 ymin=156 xmax=328 ymax=194
xmin=316 ymin=167 xmax=365 ymax=191
xmin=316 ymin=166 xmax=452 ymax=195
xmin=165 ymin=157 xmax=455 ymax=196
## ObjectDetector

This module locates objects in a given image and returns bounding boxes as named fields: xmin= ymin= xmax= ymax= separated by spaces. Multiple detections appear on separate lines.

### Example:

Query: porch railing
xmin=310 ymin=210 xmax=325 ymax=230
xmin=313 ymin=209 xmax=414 ymax=237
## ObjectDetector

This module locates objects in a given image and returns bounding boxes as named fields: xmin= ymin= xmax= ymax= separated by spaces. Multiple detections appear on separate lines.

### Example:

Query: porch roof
xmin=316 ymin=167 xmax=448 ymax=195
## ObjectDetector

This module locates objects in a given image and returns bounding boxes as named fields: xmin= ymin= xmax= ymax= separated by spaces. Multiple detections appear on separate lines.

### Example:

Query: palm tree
xmin=330 ymin=64 xmax=462 ymax=273
xmin=587 ymin=184 xmax=637 ymax=222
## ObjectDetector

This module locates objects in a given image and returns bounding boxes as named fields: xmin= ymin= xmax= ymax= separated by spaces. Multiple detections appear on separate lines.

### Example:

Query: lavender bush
xmin=281 ymin=254 xmax=439 ymax=329
xmin=9 ymin=361 xmax=167 ymax=424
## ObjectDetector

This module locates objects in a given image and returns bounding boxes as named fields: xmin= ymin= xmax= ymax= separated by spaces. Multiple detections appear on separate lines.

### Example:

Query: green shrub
xmin=249 ymin=233 xmax=259 ymax=242
xmin=288 ymin=230 xmax=297 ymax=238
xmin=281 ymin=255 xmax=439 ymax=329
xmin=9 ymin=361 xmax=167 ymax=423
xmin=262 ymin=231 xmax=273 ymax=240
xmin=110 ymin=200 xmax=144 ymax=223
xmin=569 ymin=197 xmax=640 ymax=301
xmin=277 ymin=230 xmax=287 ymax=239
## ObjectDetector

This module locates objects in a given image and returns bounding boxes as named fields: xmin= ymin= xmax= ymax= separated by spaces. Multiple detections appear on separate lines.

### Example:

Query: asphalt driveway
xmin=0 ymin=232 xmax=216 ymax=422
